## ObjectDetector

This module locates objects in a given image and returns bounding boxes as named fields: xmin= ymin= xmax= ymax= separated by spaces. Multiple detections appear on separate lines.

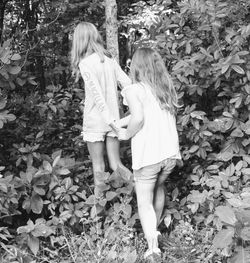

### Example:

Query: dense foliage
xmin=1 ymin=0 xmax=250 ymax=262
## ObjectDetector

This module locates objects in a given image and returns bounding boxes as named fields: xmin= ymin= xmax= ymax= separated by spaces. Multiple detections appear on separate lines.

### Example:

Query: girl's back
xmin=79 ymin=53 xmax=131 ymax=133
xmin=123 ymin=82 xmax=180 ymax=170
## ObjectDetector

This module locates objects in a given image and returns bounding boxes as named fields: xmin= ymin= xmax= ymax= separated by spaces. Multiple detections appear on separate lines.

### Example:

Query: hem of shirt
xmin=82 ymin=129 xmax=113 ymax=134
xmin=132 ymin=153 xmax=181 ymax=171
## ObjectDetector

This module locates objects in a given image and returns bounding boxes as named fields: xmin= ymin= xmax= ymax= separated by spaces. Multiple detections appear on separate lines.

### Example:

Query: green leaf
xmin=90 ymin=205 xmax=103 ymax=219
xmin=30 ymin=194 xmax=43 ymax=214
xmin=33 ymin=186 xmax=45 ymax=196
xmin=74 ymin=210 xmax=83 ymax=218
xmin=8 ymin=66 xmax=21 ymax=75
xmin=16 ymin=77 xmax=26 ymax=86
xmin=215 ymin=206 xmax=237 ymax=225
xmin=164 ymin=214 xmax=171 ymax=227
xmin=85 ymin=195 xmax=96 ymax=205
xmin=52 ymin=155 xmax=61 ymax=167
xmin=57 ymin=168 xmax=70 ymax=175
xmin=28 ymin=235 xmax=39 ymax=255
xmin=189 ymin=145 xmax=199 ymax=153
xmin=32 ymin=224 xmax=54 ymax=238
xmin=124 ymin=249 xmax=137 ymax=263
xmin=63 ymin=177 xmax=72 ymax=190
xmin=0 ymin=183 xmax=8 ymax=193
xmin=11 ymin=54 xmax=21 ymax=61
xmin=221 ymin=64 xmax=229 ymax=74
xmin=106 ymin=191 xmax=117 ymax=201
xmin=51 ymin=150 xmax=62 ymax=160
xmin=231 ymin=128 xmax=244 ymax=137
xmin=217 ymin=151 xmax=234 ymax=162
xmin=17 ymin=220 xmax=35 ymax=234
xmin=232 ymin=65 xmax=245 ymax=75
xmin=124 ymin=204 xmax=132 ymax=218
xmin=212 ymin=228 xmax=234 ymax=249
xmin=190 ymin=111 xmax=206 ymax=119
xmin=107 ymin=245 xmax=117 ymax=260
xmin=43 ymin=161 xmax=52 ymax=173
xmin=227 ymin=198 xmax=243 ymax=208
xmin=0 ymin=99 xmax=7 ymax=110
xmin=36 ymin=131 xmax=44 ymax=139
xmin=172 ymin=187 xmax=179 ymax=201
xmin=242 ymin=168 xmax=250 ymax=176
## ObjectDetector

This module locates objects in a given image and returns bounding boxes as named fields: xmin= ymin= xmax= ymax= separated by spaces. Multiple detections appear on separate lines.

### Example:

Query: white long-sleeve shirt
xmin=79 ymin=53 xmax=131 ymax=133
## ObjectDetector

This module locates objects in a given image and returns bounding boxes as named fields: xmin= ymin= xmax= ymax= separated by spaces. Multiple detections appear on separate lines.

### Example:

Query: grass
xmin=0 ymin=220 xmax=229 ymax=263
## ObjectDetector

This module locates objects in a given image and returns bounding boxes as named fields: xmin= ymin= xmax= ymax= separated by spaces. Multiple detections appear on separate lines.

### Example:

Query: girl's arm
xmin=113 ymin=60 xmax=132 ymax=89
xmin=79 ymin=63 xmax=117 ymax=130
xmin=117 ymin=115 xmax=131 ymax=128
xmin=119 ymin=89 xmax=144 ymax=140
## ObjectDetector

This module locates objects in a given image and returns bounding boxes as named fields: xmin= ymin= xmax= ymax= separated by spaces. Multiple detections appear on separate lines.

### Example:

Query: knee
xmin=92 ymin=161 xmax=105 ymax=173
xmin=156 ymin=177 xmax=167 ymax=187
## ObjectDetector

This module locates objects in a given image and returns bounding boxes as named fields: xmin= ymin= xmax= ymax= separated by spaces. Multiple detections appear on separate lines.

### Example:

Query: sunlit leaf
xmin=8 ymin=66 xmax=21 ymax=75
xmin=213 ymin=228 xmax=234 ymax=249
xmin=232 ymin=65 xmax=245 ymax=75
xmin=11 ymin=54 xmax=21 ymax=61
xmin=215 ymin=206 xmax=237 ymax=225
xmin=28 ymin=235 xmax=39 ymax=255
xmin=30 ymin=194 xmax=43 ymax=214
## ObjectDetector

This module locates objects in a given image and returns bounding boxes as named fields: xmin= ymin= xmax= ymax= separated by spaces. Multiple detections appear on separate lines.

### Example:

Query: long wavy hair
xmin=71 ymin=22 xmax=108 ymax=81
xmin=130 ymin=47 xmax=179 ymax=114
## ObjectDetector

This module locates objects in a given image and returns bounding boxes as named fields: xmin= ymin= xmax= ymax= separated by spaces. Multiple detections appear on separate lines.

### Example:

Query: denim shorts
xmin=133 ymin=158 xmax=177 ymax=184
xmin=82 ymin=130 xmax=117 ymax=142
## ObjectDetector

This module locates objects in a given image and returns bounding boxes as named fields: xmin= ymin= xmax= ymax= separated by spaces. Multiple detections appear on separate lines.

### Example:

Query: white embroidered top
xmin=121 ymin=83 xmax=181 ymax=170
xmin=79 ymin=53 xmax=131 ymax=133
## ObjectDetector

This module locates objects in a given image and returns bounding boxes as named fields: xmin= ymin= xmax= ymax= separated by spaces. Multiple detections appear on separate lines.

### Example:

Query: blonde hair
xmin=130 ymin=48 xmax=179 ymax=114
xmin=71 ymin=22 xmax=108 ymax=81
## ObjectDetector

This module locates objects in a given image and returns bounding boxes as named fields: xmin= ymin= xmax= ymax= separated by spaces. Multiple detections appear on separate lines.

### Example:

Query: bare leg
xmin=154 ymin=159 xmax=176 ymax=226
xmin=153 ymin=177 xmax=168 ymax=226
xmin=135 ymin=181 xmax=160 ymax=254
xmin=87 ymin=141 xmax=105 ymax=197
xmin=106 ymin=136 xmax=131 ymax=180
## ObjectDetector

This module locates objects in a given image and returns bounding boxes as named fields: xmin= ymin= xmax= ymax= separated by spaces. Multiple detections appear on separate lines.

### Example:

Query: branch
xmin=0 ymin=213 xmax=20 ymax=220
xmin=27 ymin=4 xmax=63 ymax=33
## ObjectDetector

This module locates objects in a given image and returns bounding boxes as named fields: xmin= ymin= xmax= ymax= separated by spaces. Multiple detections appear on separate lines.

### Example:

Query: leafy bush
xmin=123 ymin=0 xmax=250 ymax=261
xmin=1 ymin=0 xmax=250 ymax=262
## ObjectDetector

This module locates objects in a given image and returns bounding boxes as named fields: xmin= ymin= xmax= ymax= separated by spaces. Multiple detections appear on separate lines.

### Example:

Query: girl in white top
xmin=71 ymin=22 xmax=132 ymax=197
xmin=118 ymin=48 xmax=181 ymax=260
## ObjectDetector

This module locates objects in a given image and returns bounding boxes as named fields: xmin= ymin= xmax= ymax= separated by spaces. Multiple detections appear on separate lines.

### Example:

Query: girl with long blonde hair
xmin=71 ymin=22 xmax=132 ymax=197
xmin=118 ymin=47 xmax=181 ymax=261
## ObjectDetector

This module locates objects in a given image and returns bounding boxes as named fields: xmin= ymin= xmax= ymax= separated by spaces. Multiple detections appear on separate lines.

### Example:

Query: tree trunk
xmin=105 ymin=0 xmax=119 ymax=62
xmin=0 ymin=0 xmax=8 ymax=43
xmin=61 ymin=32 xmax=69 ymax=89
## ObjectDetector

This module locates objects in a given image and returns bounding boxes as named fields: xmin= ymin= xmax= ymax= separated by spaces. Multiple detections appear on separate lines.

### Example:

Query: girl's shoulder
xmin=122 ymin=83 xmax=143 ymax=94
xmin=79 ymin=53 xmax=105 ymax=73
xmin=121 ymin=83 xmax=145 ymax=102
xmin=80 ymin=53 xmax=99 ymax=65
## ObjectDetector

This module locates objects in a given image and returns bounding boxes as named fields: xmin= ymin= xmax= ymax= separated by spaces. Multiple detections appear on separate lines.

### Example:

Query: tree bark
xmin=0 ymin=0 xmax=8 ymax=43
xmin=61 ymin=32 xmax=69 ymax=88
xmin=105 ymin=0 xmax=119 ymax=62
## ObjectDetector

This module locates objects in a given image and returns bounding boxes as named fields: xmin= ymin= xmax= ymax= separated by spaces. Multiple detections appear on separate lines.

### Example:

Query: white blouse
xmin=121 ymin=83 xmax=181 ymax=170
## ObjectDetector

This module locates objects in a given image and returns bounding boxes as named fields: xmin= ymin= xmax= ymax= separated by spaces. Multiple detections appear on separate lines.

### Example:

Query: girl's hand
xmin=116 ymin=115 xmax=131 ymax=128
xmin=118 ymin=128 xmax=129 ymax=140
xmin=110 ymin=120 xmax=120 ymax=134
